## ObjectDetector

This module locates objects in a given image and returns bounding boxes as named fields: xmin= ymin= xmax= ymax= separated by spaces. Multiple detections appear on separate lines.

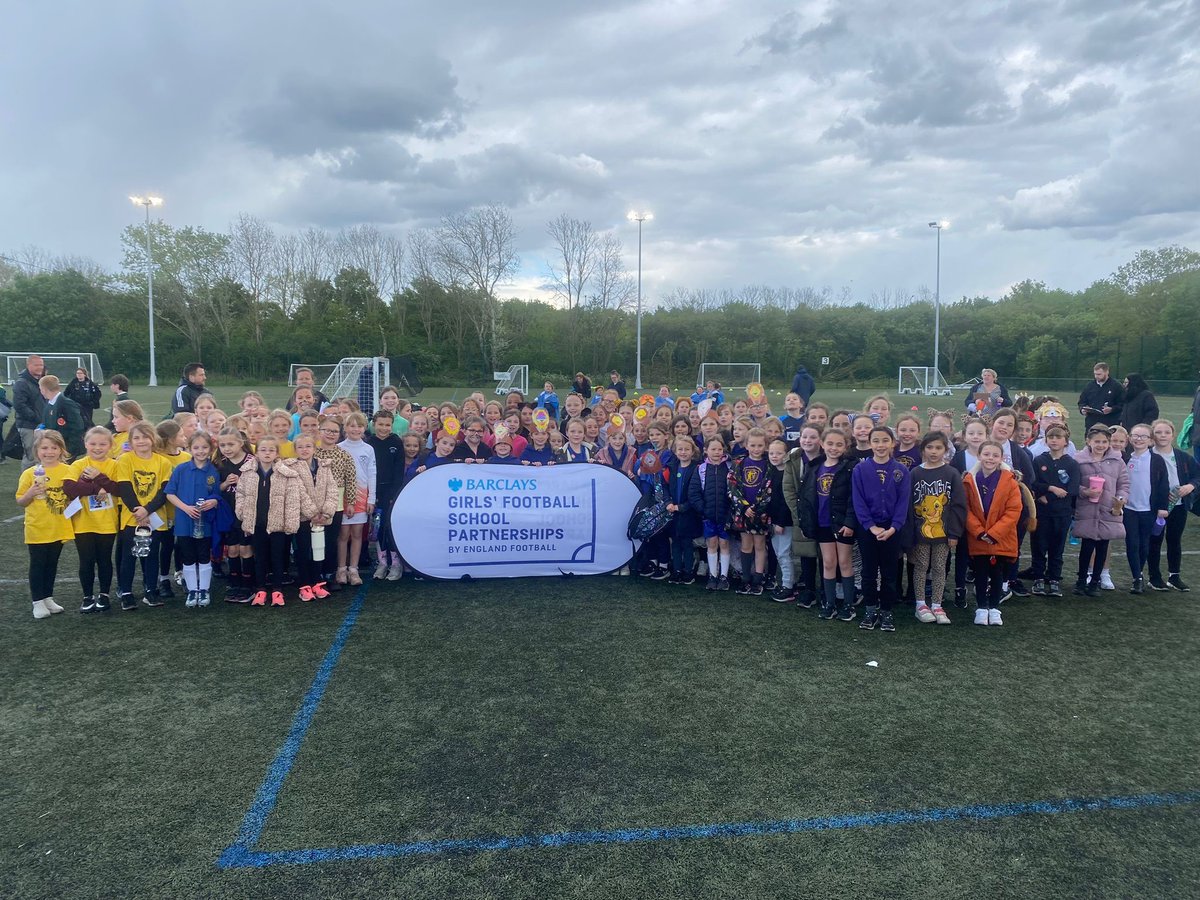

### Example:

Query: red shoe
xmin=271 ymin=591 xmax=285 ymax=607
xmin=311 ymin=582 xmax=330 ymax=599
xmin=250 ymin=591 xmax=267 ymax=606
xmin=299 ymin=585 xmax=315 ymax=603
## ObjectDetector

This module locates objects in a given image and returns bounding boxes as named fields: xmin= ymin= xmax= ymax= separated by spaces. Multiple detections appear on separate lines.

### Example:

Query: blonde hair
xmin=343 ymin=411 xmax=368 ymax=429
xmin=83 ymin=425 xmax=113 ymax=447
xmin=862 ymin=394 xmax=893 ymax=413
xmin=113 ymin=399 xmax=144 ymax=422
xmin=127 ymin=421 xmax=159 ymax=452
xmin=38 ymin=374 xmax=61 ymax=393
xmin=33 ymin=430 xmax=68 ymax=457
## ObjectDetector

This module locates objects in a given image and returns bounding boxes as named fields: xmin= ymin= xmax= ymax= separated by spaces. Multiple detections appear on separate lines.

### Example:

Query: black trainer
xmin=1085 ymin=579 xmax=1101 ymax=598
xmin=819 ymin=604 xmax=837 ymax=620
xmin=954 ymin=587 xmax=967 ymax=608
xmin=119 ymin=593 xmax=138 ymax=611
xmin=795 ymin=589 xmax=817 ymax=609
xmin=679 ymin=573 xmax=697 ymax=586
xmin=1168 ymin=574 xmax=1190 ymax=592
xmin=94 ymin=593 xmax=112 ymax=612
xmin=1148 ymin=576 xmax=1169 ymax=591
xmin=1031 ymin=579 xmax=1046 ymax=596
xmin=879 ymin=612 xmax=896 ymax=632
xmin=836 ymin=606 xmax=856 ymax=622
xmin=157 ymin=579 xmax=175 ymax=599
xmin=717 ymin=576 xmax=731 ymax=591
xmin=705 ymin=576 xmax=718 ymax=591
xmin=1048 ymin=580 xmax=1063 ymax=597
xmin=858 ymin=606 xmax=879 ymax=630
xmin=1009 ymin=579 xmax=1030 ymax=597
xmin=1073 ymin=579 xmax=1089 ymax=596
xmin=649 ymin=566 xmax=671 ymax=581
xmin=771 ymin=587 xmax=794 ymax=602
xmin=79 ymin=595 xmax=97 ymax=614
xmin=141 ymin=590 xmax=165 ymax=608
xmin=1130 ymin=578 xmax=1144 ymax=595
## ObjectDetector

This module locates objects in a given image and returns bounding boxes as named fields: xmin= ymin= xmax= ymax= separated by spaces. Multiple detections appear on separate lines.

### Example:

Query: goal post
xmin=3 ymin=351 xmax=103 ymax=384
xmin=494 ymin=365 xmax=529 ymax=396
xmin=319 ymin=358 xmax=390 ymax=415
xmin=696 ymin=362 xmax=761 ymax=392
xmin=898 ymin=366 xmax=954 ymax=396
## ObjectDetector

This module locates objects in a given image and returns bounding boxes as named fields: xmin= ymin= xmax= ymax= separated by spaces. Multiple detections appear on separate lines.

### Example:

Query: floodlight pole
xmin=928 ymin=221 xmax=947 ymax=390
xmin=628 ymin=210 xmax=652 ymax=391
xmin=131 ymin=195 xmax=163 ymax=386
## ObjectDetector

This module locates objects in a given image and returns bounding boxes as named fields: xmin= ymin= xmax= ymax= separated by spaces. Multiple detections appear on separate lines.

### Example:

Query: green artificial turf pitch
xmin=2 ymin=385 xmax=1199 ymax=898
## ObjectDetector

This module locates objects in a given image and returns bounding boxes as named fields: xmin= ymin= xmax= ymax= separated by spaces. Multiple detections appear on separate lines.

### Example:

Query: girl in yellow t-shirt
xmin=63 ymin=427 xmax=121 ymax=613
xmin=108 ymin=399 xmax=146 ymax=459
xmin=114 ymin=421 xmax=175 ymax=611
xmin=16 ymin=431 xmax=75 ymax=619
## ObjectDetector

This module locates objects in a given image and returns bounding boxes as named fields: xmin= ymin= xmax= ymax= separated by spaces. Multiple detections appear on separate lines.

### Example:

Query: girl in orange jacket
xmin=963 ymin=440 xmax=1024 ymax=626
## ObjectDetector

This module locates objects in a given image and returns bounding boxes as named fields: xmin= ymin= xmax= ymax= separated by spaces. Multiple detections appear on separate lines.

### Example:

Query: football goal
xmin=696 ymin=362 xmax=761 ymax=392
xmin=3 ymin=351 xmax=103 ymax=384
xmin=288 ymin=363 xmax=339 ymax=388
xmin=897 ymin=366 xmax=979 ymax=396
xmin=320 ymin=358 xmax=391 ymax=415
xmin=494 ymin=365 xmax=529 ymax=396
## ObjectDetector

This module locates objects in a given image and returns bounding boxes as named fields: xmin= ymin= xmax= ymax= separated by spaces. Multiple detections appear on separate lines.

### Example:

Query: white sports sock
xmin=198 ymin=564 xmax=212 ymax=590
xmin=707 ymin=551 xmax=718 ymax=576
xmin=183 ymin=567 xmax=198 ymax=592
xmin=719 ymin=552 xmax=730 ymax=576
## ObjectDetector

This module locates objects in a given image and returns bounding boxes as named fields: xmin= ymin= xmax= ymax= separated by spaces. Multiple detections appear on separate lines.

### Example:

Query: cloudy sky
xmin=2 ymin=0 xmax=1197 ymax=304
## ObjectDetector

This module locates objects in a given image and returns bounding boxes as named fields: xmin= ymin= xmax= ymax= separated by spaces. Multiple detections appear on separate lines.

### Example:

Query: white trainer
xmin=386 ymin=564 xmax=402 ymax=581
xmin=32 ymin=600 xmax=52 ymax=619
xmin=1100 ymin=571 xmax=1116 ymax=590
xmin=42 ymin=596 xmax=64 ymax=614
xmin=988 ymin=608 xmax=1003 ymax=626
xmin=932 ymin=604 xmax=951 ymax=625
xmin=973 ymin=608 xmax=989 ymax=626
xmin=373 ymin=562 xmax=389 ymax=580
xmin=915 ymin=603 xmax=936 ymax=624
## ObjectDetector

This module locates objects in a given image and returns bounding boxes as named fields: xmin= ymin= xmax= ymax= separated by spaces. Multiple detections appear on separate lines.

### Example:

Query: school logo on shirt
xmin=743 ymin=465 xmax=763 ymax=487
xmin=45 ymin=486 xmax=67 ymax=515
xmin=817 ymin=472 xmax=834 ymax=496
xmin=133 ymin=470 xmax=158 ymax=498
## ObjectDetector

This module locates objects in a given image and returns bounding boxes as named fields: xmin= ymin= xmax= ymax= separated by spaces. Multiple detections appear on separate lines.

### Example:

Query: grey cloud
xmin=747 ymin=11 xmax=849 ymax=55
xmin=864 ymin=42 xmax=1011 ymax=127
xmin=238 ymin=61 xmax=465 ymax=156
xmin=1017 ymin=81 xmax=1118 ymax=124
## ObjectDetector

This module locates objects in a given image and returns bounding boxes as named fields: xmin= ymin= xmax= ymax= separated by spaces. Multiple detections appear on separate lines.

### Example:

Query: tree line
xmin=1 ymin=215 xmax=1197 ymax=392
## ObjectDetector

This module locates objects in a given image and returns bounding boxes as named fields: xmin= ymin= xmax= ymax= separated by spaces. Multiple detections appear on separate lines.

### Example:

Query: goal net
xmin=320 ymin=358 xmax=391 ymax=415
xmin=697 ymin=362 xmax=761 ymax=392
xmin=3 ymin=352 xmax=103 ymax=383
xmin=898 ymin=366 xmax=954 ymax=396
xmin=288 ymin=363 xmax=339 ymax=388
xmin=494 ymin=364 xmax=529 ymax=396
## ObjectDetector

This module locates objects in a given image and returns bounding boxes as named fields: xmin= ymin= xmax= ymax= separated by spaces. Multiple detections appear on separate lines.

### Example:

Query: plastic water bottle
xmin=311 ymin=525 xmax=325 ymax=562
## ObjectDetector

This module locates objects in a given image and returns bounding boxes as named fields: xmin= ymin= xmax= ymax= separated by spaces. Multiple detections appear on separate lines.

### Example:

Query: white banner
xmin=392 ymin=463 xmax=642 ymax=579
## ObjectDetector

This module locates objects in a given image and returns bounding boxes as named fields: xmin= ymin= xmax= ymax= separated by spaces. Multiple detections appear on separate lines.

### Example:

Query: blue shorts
xmin=703 ymin=520 xmax=730 ymax=540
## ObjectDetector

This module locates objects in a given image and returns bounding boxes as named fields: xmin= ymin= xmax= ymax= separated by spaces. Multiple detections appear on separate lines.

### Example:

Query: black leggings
xmin=1149 ymin=504 xmax=1187 ymax=579
xmin=1078 ymin=538 xmax=1109 ymax=583
xmin=972 ymin=554 xmax=1014 ymax=609
xmin=294 ymin=522 xmax=321 ymax=586
xmin=75 ymin=531 xmax=116 ymax=596
xmin=857 ymin=533 xmax=901 ymax=611
xmin=251 ymin=529 xmax=289 ymax=589
xmin=29 ymin=541 xmax=64 ymax=602
xmin=117 ymin=527 xmax=163 ymax=596
xmin=158 ymin=530 xmax=176 ymax=580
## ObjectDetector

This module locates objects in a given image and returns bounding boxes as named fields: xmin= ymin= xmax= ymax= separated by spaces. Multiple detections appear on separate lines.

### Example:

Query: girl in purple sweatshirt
xmin=851 ymin=426 xmax=912 ymax=632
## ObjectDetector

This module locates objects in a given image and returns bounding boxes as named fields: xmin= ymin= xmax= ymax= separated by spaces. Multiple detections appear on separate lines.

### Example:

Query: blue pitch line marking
xmin=218 ymin=583 xmax=368 ymax=869
xmin=219 ymin=786 xmax=1200 ymax=870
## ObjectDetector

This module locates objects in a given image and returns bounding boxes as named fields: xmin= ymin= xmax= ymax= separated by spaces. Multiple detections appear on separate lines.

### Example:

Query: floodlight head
xmin=130 ymin=195 xmax=164 ymax=207
xmin=627 ymin=210 xmax=653 ymax=223
xmin=928 ymin=219 xmax=948 ymax=229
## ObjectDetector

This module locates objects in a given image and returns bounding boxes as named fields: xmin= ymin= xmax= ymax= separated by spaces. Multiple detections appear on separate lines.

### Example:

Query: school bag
xmin=627 ymin=480 xmax=674 ymax=540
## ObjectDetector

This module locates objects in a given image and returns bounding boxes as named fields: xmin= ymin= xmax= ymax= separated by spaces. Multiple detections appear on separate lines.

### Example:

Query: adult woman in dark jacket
xmin=1149 ymin=418 xmax=1200 ymax=591
xmin=1120 ymin=374 xmax=1159 ymax=430
xmin=64 ymin=368 xmax=102 ymax=428
xmin=570 ymin=373 xmax=592 ymax=400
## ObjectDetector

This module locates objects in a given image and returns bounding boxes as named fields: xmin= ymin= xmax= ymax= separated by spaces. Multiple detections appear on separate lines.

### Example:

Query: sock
xmin=198 ymin=564 xmax=212 ymax=590
xmin=229 ymin=557 xmax=242 ymax=579
xmin=377 ymin=547 xmax=388 ymax=565
xmin=720 ymin=552 xmax=730 ymax=576
xmin=741 ymin=551 xmax=753 ymax=580
xmin=707 ymin=551 xmax=718 ymax=576
xmin=391 ymin=552 xmax=401 ymax=567
xmin=823 ymin=578 xmax=837 ymax=608
xmin=183 ymin=568 xmax=198 ymax=592
xmin=841 ymin=577 xmax=856 ymax=607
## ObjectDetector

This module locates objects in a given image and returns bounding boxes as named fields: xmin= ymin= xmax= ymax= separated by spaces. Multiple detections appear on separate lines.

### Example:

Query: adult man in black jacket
xmin=13 ymin=354 xmax=46 ymax=468
xmin=1078 ymin=362 xmax=1123 ymax=430
xmin=171 ymin=363 xmax=207 ymax=415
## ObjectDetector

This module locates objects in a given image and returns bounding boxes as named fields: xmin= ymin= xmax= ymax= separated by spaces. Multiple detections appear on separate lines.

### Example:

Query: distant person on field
xmin=964 ymin=368 xmax=1011 ymax=417
xmin=790 ymin=365 xmax=816 ymax=405
xmin=286 ymin=367 xmax=331 ymax=411
xmin=1077 ymin=362 xmax=1123 ymax=430
xmin=13 ymin=354 xmax=47 ymax=468
xmin=171 ymin=362 xmax=208 ymax=415
xmin=65 ymin=367 xmax=102 ymax=428
xmin=1119 ymin=373 xmax=1158 ymax=430
xmin=106 ymin=374 xmax=130 ymax=432
xmin=536 ymin=381 xmax=559 ymax=419
xmin=691 ymin=380 xmax=725 ymax=407
xmin=570 ymin=372 xmax=592 ymax=400
xmin=655 ymin=385 xmax=676 ymax=409
xmin=40 ymin=375 xmax=86 ymax=458
xmin=608 ymin=370 xmax=626 ymax=400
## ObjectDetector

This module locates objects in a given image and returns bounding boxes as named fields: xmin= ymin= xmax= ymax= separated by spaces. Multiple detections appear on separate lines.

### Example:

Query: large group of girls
xmin=17 ymin=363 xmax=1198 ymax=631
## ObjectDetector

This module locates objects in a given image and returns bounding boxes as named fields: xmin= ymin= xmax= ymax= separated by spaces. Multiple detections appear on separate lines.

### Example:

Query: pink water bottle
xmin=1087 ymin=475 xmax=1105 ymax=502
